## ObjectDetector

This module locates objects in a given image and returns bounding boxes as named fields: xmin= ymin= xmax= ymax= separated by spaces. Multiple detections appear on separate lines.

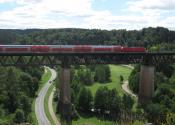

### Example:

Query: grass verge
xmin=30 ymin=67 xmax=51 ymax=125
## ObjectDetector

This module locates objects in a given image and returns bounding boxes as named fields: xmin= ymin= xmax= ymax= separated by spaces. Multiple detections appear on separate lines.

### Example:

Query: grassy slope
xmin=73 ymin=117 xmax=117 ymax=125
xmin=87 ymin=65 xmax=132 ymax=96
xmin=73 ymin=65 xmax=132 ymax=125
xmin=31 ymin=67 xmax=51 ymax=125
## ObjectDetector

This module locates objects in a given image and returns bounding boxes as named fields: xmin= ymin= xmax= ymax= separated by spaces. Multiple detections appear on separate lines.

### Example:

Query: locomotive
xmin=0 ymin=45 xmax=146 ymax=53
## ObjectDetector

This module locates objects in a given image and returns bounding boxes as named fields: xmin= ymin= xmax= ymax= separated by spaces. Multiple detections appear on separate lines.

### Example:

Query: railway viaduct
xmin=0 ymin=51 xmax=175 ymax=124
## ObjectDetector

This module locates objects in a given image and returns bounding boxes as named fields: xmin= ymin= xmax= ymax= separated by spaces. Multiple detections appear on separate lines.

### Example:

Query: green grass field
xmin=86 ymin=65 xmax=132 ymax=96
xmin=72 ymin=116 xmax=117 ymax=125
xmin=73 ymin=65 xmax=133 ymax=125
xmin=31 ymin=67 xmax=51 ymax=125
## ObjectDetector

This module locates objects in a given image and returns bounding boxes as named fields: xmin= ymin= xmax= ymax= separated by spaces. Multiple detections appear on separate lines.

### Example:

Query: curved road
xmin=35 ymin=67 xmax=57 ymax=125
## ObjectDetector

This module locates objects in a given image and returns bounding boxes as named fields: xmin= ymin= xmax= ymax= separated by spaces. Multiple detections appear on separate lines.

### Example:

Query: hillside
xmin=0 ymin=27 xmax=175 ymax=49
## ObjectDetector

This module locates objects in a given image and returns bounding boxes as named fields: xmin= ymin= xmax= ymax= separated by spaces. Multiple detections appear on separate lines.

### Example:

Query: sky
xmin=0 ymin=0 xmax=175 ymax=30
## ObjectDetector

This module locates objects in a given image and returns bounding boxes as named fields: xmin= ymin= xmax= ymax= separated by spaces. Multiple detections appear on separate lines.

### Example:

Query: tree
xmin=78 ymin=87 xmax=93 ymax=112
xmin=122 ymin=94 xmax=134 ymax=112
xmin=104 ymin=65 xmax=111 ymax=82
xmin=0 ymin=66 xmax=43 ymax=124
xmin=94 ymin=87 xmax=108 ymax=113
xmin=20 ymin=73 xmax=35 ymax=97
xmin=0 ymin=106 xmax=5 ymax=118
xmin=129 ymin=72 xmax=140 ymax=94
xmin=156 ymin=64 xmax=174 ymax=78
xmin=169 ymin=73 xmax=175 ymax=84
xmin=120 ymin=75 xmax=124 ymax=84
xmin=164 ymin=112 xmax=175 ymax=125
xmin=94 ymin=65 xmax=111 ymax=83
xmin=32 ymin=77 xmax=39 ymax=93
xmin=84 ymin=68 xmax=94 ymax=85
xmin=94 ymin=87 xmax=109 ymax=113
xmin=77 ymin=67 xmax=84 ymax=83
xmin=94 ymin=66 xmax=105 ymax=83
xmin=108 ymin=89 xmax=122 ymax=119
xmin=145 ymin=103 xmax=167 ymax=124
xmin=4 ymin=68 xmax=20 ymax=113
xmin=22 ymin=66 xmax=43 ymax=80
xmin=20 ymin=94 xmax=31 ymax=116
xmin=13 ymin=109 xmax=25 ymax=123
xmin=77 ymin=67 xmax=93 ymax=85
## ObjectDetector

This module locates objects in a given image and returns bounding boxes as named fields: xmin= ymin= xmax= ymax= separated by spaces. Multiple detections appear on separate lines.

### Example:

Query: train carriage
xmin=0 ymin=45 xmax=146 ymax=53
xmin=0 ymin=45 xmax=31 ymax=52
xmin=31 ymin=45 xmax=50 ymax=52
xmin=73 ymin=45 xmax=92 ymax=52
xmin=121 ymin=47 xmax=146 ymax=52
xmin=50 ymin=45 xmax=73 ymax=52
xmin=93 ymin=46 xmax=113 ymax=52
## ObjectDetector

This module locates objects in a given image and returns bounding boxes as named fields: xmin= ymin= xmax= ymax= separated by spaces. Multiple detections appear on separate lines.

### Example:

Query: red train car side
xmin=0 ymin=45 xmax=146 ymax=53
xmin=93 ymin=46 xmax=113 ymax=52
xmin=5 ymin=47 xmax=29 ymax=52
xmin=121 ymin=47 xmax=146 ymax=52
xmin=73 ymin=45 xmax=92 ymax=52
xmin=113 ymin=46 xmax=122 ymax=52
xmin=31 ymin=46 xmax=50 ymax=52
xmin=51 ymin=48 xmax=72 ymax=52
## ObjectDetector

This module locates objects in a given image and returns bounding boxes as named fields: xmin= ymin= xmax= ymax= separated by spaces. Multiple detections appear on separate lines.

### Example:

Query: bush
xmin=120 ymin=75 xmax=124 ymax=84
xmin=122 ymin=94 xmax=134 ymax=111
xmin=13 ymin=109 xmax=25 ymax=123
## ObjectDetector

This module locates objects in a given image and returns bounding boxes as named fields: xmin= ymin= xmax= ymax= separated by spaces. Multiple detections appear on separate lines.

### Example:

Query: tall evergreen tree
xmin=78 ymin=87 xmax=93 ymax=112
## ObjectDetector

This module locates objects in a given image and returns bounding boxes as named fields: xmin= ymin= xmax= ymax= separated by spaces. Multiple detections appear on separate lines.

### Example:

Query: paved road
xmin=48 ymin=87 xmax=61 ymax=125
xmin=35 ymin=67 xmax=57 ymax=125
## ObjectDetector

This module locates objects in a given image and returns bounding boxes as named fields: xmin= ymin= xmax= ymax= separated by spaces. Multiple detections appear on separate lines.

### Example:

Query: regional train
xmin=0 ymin=45 xmax=146 ymax=53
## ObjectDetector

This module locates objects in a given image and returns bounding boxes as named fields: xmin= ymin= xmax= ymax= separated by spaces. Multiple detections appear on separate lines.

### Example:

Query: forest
xmin=0 ymin=66 xmax=43 ymax=124
xmin=0 ymin=27 xmax=175 ymax=124
xmin=0 ymin=27 xmax=175 ymax=49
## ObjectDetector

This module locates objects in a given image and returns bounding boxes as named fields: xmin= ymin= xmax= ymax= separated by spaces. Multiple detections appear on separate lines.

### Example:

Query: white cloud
xmin=124 ymin=0 xmax=175 ymax=30
xmin=128 ymin=0 xmax=175 ymax=11
xmin=0 ymin=0 xmax=95 ymax=28
xmin=0 ymin=0 xmax=175 ymax=30
xmin=0 ymin=0 xmax=38 ymax=4
xmin=0 ymin=0 xmax=12 ymax=3
xmin=128 ymin=0 xmax=175 ymax=10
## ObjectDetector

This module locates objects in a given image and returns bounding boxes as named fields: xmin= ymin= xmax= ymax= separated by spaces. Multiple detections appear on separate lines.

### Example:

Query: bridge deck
xmin=0 ymin=52 xmax=174 ymax=55
xmin=0 ymin=52 xmax=174 ymax=66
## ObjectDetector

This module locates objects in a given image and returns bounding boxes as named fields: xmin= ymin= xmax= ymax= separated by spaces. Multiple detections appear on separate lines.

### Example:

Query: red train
xmin=0 ymin=45 xmax=146 ymax=53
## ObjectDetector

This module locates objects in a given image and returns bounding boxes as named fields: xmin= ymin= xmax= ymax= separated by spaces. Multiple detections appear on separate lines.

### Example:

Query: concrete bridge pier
xmin=139 ymin=65 xmax=155 ymax=105
xmin=59 ymin=63 xmax=72 ymax=125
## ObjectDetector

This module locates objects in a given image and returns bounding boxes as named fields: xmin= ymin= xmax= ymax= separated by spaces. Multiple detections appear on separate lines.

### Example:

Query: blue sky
xmin=0 ymin=0 xmax=175 ymax=30
xmin=92 ymin=0 xmax=128 ymax=15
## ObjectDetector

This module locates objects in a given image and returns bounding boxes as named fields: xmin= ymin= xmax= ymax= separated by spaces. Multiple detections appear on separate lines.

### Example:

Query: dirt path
xmin=122 ymin=81 xmax=137 ymax=98
xmin=48 ymin=87 xmax=61 ymax=125
xmin=122 ymin=65 xmax=134 ymax=69
xmin=121 ymin=65 xmax=137 ymax=98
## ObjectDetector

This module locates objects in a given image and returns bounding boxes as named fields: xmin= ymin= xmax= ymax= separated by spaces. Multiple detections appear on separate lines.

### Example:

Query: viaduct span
xmin=0 ymin=46 xmax=175 ymax=124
